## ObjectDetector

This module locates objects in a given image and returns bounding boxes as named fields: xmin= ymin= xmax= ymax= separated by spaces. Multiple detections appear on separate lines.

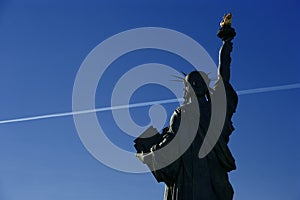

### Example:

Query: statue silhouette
xmin=135 ymin=14 xmax=238 ymax=200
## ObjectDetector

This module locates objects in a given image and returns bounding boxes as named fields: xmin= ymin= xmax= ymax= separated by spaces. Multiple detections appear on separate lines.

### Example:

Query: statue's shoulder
xmin=172 ymin=104 xmax=187 ymax=117
xmin=176 ymin=102 xmax=194 ymax=114
xmin=174 ymin=107 xmax=182 ymax=116
xmin=171 ymin=103 xmax=197 ymax=122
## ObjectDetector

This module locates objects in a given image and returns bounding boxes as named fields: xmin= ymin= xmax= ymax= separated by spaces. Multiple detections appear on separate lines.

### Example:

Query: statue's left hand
xmin=136 ymin=153 xmax=145 ymax=163
xmin=136 ymin=152 xmax=152 ymax=164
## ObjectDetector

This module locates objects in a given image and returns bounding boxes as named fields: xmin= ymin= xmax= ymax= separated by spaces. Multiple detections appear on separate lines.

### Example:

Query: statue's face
xmin=183 ymin=80 xmax=195 ymax=102
xmin=183 ymin=81 xmax=190 ymax=102
xmin=183 ymin=71 xmax=210 ymax=103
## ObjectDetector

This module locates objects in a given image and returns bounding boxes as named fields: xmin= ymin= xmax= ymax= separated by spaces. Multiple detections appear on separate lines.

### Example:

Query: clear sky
xmin=0 ymin=0 xmax=299 ymax=200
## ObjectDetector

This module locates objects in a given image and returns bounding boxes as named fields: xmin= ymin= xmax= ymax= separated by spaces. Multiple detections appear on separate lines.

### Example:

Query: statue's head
xmin=184 ymin=71 xmax=210 ymax=102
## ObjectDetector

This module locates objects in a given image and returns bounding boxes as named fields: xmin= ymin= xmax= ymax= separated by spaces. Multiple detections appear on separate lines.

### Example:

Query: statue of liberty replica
xmin=135 ymin=13 xmax=238 ymax=200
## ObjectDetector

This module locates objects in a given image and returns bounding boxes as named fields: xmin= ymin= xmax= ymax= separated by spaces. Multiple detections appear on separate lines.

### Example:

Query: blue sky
xmin=0 ymin=0 xmax=299 ymax=199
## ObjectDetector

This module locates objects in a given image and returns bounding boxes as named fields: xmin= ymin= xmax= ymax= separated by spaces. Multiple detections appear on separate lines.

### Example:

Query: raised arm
xmin=215 ymin=13 xmax=238 ymax=141
xmin=218 ymin=40 xmax=233 ymax=82
xmin=217 ymin=13 xmax=236 ymax=83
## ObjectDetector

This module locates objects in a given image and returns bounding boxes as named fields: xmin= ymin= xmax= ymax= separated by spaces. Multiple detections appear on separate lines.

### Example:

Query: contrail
xmin=236 ymin=83 xmax=300 ymax=95
xmin=0 ymin=83 xmax=299 ymax=124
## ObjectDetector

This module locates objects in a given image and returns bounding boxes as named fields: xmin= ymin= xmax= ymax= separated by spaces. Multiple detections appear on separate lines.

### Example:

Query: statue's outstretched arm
xmin=217 ymin=13 xmax=236 ymax=83
xmin=215 ymin=13 xmax=238 ymax=142
xmin=218 ymin=41 xmax=233 ymax=82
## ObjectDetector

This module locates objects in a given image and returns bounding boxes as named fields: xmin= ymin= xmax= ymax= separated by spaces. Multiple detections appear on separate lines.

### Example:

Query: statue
xmin=135 ymin=13 xmax=238 ymax=200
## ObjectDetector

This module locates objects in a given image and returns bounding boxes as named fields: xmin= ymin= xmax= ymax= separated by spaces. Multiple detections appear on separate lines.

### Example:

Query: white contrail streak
xmin=236 ymin=83 xmax=300 ymax=95
xmin=0 ymin=98 xmax=183 ymax=124
xmin=0 ymin=83 xmax=299 ymax=124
